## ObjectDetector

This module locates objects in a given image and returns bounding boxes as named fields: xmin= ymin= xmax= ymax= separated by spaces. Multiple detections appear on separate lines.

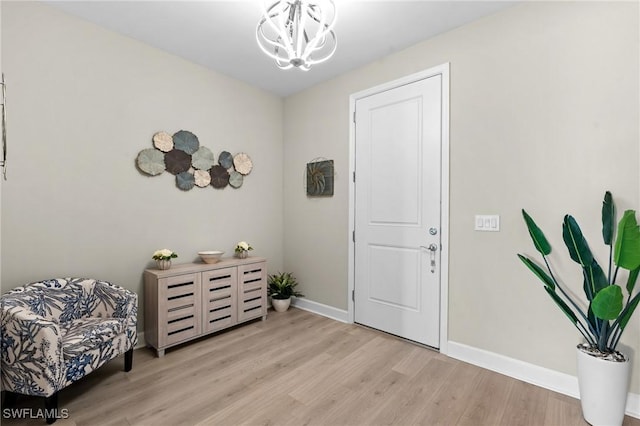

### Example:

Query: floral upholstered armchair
xmin=1 ymin=278 xmax=137 ymax=423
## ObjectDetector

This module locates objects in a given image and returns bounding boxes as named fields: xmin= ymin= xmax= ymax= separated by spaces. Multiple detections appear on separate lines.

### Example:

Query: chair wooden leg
xmin=44 ymin=392 xmax=58 ymax=424
xmin=3 ymin=391 xmax=18 ymax=407
xmin=124 ymin=347 xmax=133 ymax=372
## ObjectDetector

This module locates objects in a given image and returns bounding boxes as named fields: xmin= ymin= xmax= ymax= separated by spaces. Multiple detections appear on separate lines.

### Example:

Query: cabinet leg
xmin=262 ymin=314 xmax=267 ymax=321
xmin=157 ymin=349 xmax=165 ymax=358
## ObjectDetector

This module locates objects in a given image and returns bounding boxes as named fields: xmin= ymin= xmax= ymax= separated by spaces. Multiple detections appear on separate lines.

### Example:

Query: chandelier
xmin=256 ymin=0 xmax=337 ymax=71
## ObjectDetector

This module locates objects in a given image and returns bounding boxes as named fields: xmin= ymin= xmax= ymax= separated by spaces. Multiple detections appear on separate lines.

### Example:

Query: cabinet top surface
xmin=145 ymin=256 xmax=266 ymax=278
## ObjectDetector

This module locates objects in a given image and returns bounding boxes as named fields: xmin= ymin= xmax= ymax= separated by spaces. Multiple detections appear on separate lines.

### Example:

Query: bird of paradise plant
xmin=518 ymin=191 xmax=640 ymax=355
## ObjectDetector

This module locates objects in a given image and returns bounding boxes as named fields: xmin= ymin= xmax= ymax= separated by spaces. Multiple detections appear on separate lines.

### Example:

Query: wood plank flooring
xmin=2 ymin=308 xmax=639 ymax=426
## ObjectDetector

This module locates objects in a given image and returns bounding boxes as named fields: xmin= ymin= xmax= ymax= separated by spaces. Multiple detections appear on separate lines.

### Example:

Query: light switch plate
xmin=475 ymin=215 xmax=500 ymax=232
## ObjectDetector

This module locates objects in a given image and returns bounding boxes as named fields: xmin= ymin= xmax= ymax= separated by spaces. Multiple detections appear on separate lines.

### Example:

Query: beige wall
xmin=283 ymin=1 xmax=639 ymax=393
xmin=1 ymin=2 xmax=284 ymax=330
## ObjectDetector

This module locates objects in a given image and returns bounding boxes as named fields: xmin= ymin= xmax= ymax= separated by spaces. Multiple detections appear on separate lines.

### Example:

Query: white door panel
xmin=354 ymin=75 xmax=442 ymax=347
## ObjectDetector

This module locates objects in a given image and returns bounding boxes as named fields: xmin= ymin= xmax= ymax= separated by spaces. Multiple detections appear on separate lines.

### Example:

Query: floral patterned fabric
xmin=1 ymin=278 xmax=137 ymax=397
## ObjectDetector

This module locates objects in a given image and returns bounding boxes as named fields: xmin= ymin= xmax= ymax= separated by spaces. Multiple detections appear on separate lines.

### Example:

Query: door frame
xmin=347 ymin=63 xmax=450 ymax=354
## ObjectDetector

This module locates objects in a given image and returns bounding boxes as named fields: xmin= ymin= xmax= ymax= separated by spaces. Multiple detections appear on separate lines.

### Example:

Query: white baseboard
xmin=291 ymin=297 xmax=349 ymax=323
xmin=448 ymin=341 xmax=640 ymax=419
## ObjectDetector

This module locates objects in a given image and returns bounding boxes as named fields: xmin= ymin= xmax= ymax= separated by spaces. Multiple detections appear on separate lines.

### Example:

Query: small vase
xmin=156 ymin=259 xmax=171 ymax=270
xmin=236 ymin=251 xmax=249 ymax=259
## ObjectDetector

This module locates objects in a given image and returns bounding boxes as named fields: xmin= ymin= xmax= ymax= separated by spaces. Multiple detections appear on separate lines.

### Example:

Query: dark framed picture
xmin=306 ymin=160 xmax=334 ymax=197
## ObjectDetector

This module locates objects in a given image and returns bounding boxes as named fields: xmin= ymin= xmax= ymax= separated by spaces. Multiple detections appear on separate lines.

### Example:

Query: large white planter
xmin=271 ymin=298 xmax=291 ymax=312
xmin=576 ymin=346 xmax=631 ymax=426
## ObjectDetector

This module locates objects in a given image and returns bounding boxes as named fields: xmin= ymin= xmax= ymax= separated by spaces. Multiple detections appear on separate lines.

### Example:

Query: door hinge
xmin=353 ymin=111 xmax=356 ymax=123
xmin=352 ymin=230 xmax=355 ymax=243
xmin=352 ymin=290 xmax=355 ymax=302
xmin=352 ymin=171 xmax=355 ymax=182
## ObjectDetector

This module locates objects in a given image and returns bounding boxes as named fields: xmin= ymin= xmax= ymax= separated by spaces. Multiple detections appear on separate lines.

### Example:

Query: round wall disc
xmin=153 ymin=131 xmax=174 ymax=152
xmin=233 ymin=153 xmax=253 ymax=175
xmin=219 ymin=151 xmax=233 ymax=169
xmin=229 ymin=171 xmax=243 ymax=188
xmin=210 ymin=165 xmax=230 ymax=189
xmin=173 ymin=130 xmax=200 ymax=155
xmin=194 ymin=169 xmax=211 ymax=187
xmin=176 ymin=171 xmax=195 ymax=191
xmin=192 ymin=146 xmax=215 ymax=170
xmin=136 ymin=148 xmax=165 ymax=176
xmin=165 ymin=149 xmax=192 ymax=175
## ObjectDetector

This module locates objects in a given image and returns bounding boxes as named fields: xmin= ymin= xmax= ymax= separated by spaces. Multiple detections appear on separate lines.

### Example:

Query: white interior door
xmin=354 ymin=74 xmax=442 ymax=348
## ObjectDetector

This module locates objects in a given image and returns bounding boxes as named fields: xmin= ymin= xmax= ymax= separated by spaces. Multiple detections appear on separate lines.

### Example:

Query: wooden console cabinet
xmin=144 ymin=257 xmax=267 ymax=357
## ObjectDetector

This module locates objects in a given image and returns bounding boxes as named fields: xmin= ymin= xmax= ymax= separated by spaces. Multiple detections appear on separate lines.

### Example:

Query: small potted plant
xmin=152 ymin=249 xmax=178 ymax=270
xmin=518 ymin=191 xmax=640 ymax=425
xmin=268 ymin=272 xmax=304 ymax=312
xmin=234 ymin=241 xmax=253 ymax=259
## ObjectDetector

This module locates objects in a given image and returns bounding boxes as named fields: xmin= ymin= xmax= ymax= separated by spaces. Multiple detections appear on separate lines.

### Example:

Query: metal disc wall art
xmin=219 ymin=151 xmax=234 ymax=169
xmin=164 ymin=149 xmax=192 ymax=175
xmin=233 ymin=153 xmax=253 ymax=175
xmin=173 ymin=130 xmax=199 ymax=154
xmin=306 ymin=159 xmax=334 ymax=197
xmin=229 ymin=171 xmax=244 ymax=188
xmin=192 ymin=146 xmax=215 ymax=170
xmin=136 ymin=148 xmax=165 ymax=176
xmin=176 ymin=171 xmax=195 ymax=191
xmin=194 ymin=170 xmax=211 ymax=187
xmin=210 ymin=165 xmax=230 ymax=189
xmin=136 ymin=130 xmax=253 ymax=192
xmin=153 ymin=131 xmax=174 ymax=152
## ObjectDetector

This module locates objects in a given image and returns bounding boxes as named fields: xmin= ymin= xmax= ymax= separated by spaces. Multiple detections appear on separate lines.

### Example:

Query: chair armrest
xmin=1 ymin=306 xmax=63 ymax=365
xmin=90 ymin=280 xmax=138 ymax=320
xmin=1 ymin=306 xmax=65 ymax=396
xmin=89 ymin=280 xmax=138 ymax=347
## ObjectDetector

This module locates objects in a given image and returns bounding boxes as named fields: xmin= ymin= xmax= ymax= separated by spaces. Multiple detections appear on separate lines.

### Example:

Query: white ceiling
xmin=46 ymin=1 xmax=517 ymax=97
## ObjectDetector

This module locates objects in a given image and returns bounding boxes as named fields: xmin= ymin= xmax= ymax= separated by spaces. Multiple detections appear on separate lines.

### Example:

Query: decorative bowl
xmin=198 ymin=250 xmax=224 ymax=264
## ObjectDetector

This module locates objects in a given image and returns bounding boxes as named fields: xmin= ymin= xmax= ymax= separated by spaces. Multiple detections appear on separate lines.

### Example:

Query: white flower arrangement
xmin=152 ymin=249 xmax=178 ymax=261
xmin=234 ymin=241 xmax=253 ymax=253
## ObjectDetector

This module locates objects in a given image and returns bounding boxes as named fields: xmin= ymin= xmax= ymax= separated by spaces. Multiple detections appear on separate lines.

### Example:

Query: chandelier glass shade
xmin=256 ymin=0 xmax=337 ymax=71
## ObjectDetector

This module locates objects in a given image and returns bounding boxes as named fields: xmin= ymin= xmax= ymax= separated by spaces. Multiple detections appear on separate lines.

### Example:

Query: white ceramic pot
xmin=576 ymin=346 xmax=631 ymax=426
xmin=156 ymin=259 xmax=171 ymax=270
xmin=271 ymin=298 xmax=291 ymax=312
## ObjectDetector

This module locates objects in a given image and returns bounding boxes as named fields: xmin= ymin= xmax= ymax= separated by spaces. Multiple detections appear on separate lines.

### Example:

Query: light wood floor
xmin=3 ymin=308 xmax=640 ymax=426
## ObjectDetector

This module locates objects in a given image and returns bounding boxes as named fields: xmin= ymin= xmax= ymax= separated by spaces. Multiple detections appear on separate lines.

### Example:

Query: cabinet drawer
xmin=238 ymin=262 xmax=267 ymax=322
xmin=158 ymin=273 xmax=202 ymax=347
xmin=166 ymin=308 xmax=199 ymax=344
xmin=202 ymin=267 xmax=237 ymax=333
xmin=206 ymin=306 xmax=235 ymax=331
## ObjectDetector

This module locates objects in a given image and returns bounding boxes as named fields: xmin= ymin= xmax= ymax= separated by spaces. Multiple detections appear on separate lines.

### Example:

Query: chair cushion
xmin=60 ymin=317 xmax=126 ymax=358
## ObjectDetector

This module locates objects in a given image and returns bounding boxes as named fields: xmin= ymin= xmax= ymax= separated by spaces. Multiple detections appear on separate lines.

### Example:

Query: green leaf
xmin=627 ymin=267 xmax=639 ymax=295
xmin=614 ymin=210 xmax=640 ymax=270
xmin=618 ymin=292 xmax=640 ymax=331
xmin=592 ymin=285 xmax=623 ymax=320
xmin=522 ymin=210 xmax=551 ymax=255
xmin=562 ymin=215 xmax=594 ymax=267
xmin=544 ymin=287 xmax=578 ymax=324
xmin=602 ymin=191 xmax=615 ymax=246
xmin=517 ymin=254 xmax=555 ymax=290
xmin=582 ymin=262 xmax=608 ymax=301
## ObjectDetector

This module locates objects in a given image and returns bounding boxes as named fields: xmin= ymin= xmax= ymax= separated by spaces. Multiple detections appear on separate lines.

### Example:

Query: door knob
xmin=428 ymin=243 xmax=438 ymax=251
